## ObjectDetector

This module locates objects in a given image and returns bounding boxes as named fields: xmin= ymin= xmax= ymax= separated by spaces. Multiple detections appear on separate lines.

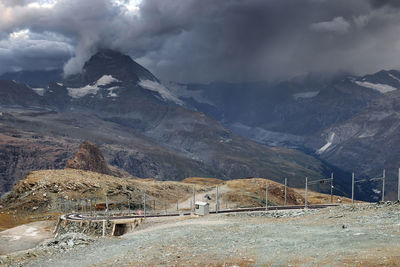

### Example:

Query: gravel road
xmin=2 ymin=203 xmax=400 ymax=266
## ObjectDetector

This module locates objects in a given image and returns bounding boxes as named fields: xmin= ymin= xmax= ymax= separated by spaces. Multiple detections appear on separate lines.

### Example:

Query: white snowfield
xmin=31 ymin=88 xmax=45 ymax=96
xmin=139 ymin=79 xmax=183 ymax=105
xmin=67 ymin=75 xmax=120 ymax=98
xmin=354 ymin=81 xmax=397 ymax=94
xmin=292 ymin=91 xmax=319 ymax=100
xmin=317 ymin=132 xmax=335 ymax=154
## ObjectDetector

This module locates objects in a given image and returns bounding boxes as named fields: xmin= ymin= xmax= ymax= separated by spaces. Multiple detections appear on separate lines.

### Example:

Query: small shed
xmin=195 ymin=201 xmax=209 ymax=216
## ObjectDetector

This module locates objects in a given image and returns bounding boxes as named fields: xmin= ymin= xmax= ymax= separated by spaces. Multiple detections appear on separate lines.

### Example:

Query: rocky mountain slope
xmin=0 ymin=50 xmax=343 ymax=198
xmin=66 ymin=141 xmax=112 ymax=175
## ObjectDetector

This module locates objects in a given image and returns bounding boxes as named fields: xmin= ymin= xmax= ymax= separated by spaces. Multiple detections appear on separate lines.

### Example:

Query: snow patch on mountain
xmin=67 ymin=75 xmax=120 ymax=98
xmin=31 ymin=88 xmax=45 ymax=96
xmin=354 ymin=81 xmax=397 ymax=94
xmin=388 ymin=73 xmax=400 ymax=83
xmin=293 ymin=91 xmax=319 ymax=100
xmin=139 ymin=80 xmax=183 ymax=105
xmin=317 ymin=132 xmax=335 ymax=154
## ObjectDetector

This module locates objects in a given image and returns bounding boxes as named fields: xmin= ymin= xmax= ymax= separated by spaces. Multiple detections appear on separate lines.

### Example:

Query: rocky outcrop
xmin=66 ymin=141 xmax=111 ymax=175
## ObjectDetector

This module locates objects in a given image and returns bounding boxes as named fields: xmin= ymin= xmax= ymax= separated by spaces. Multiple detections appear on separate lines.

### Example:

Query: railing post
xmin=305 ymin=177 xmax=308 ymax=209
xmin=352 ymin=172 xmax=355 ymax=204
xmin=284 ymin=178 xmax=287 ymax=206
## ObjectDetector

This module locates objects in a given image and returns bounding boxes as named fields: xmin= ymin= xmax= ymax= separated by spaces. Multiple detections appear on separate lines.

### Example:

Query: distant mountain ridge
xmin=0 ymin=50 xmax=349 ymax=200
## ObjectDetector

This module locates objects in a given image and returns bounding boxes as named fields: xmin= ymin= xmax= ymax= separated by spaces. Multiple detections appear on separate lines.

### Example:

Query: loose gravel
xmin=2 ymin=203 xmax=400 ymax=266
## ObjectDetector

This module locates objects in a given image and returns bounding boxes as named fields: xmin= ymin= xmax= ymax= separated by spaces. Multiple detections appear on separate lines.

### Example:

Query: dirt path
xmin=0 ymin=221 xmax=54 ymax=255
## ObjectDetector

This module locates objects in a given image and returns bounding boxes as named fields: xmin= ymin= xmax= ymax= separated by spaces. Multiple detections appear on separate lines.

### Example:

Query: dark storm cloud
xmin=369 ymin=0 xmax=400 ymax=9
xmin=1 ymin=0 xmax=400 ymax=82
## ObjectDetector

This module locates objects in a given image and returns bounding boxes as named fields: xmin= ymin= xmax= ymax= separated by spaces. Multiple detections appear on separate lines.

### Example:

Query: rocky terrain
xmin=1 ymin=202 xmax=399 ymax=266
xmin=65 ymin=141 xmax=112 ymax=175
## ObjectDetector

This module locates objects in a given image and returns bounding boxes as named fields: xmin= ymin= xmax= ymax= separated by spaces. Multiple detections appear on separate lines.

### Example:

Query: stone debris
xmin=41 ymin=233 xmax=95 ymax=251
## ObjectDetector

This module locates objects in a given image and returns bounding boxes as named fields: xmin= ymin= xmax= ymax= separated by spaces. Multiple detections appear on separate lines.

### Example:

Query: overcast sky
xmin=1 ymin=0 xmax=400 ymax=83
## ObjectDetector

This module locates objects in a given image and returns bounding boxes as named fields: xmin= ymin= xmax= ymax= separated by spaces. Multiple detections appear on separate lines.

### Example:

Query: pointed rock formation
xmin=66 ymin=141 xmax=111 ymax=175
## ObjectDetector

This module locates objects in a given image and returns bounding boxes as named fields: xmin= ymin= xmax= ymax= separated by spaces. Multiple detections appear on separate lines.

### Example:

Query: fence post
xmin=284 ymin=178 xmax=287 ymax=206
xmin=176 ymin=200 xmax=179 ymax=211
xmin=265 ymin=181 xmax=269 ymax=211
xmin=382 ymin=169 xmax=385 ymax=202
xmin=352 ymin=172 xmax=355 ymax=204
xmin=305 ymin=177 xmax=308 ymax=209
xmin=398 ymin=168 xmax=400 ymax=202
xmin=102 ymin=220 xmax=105 ymax=237
xmin=330 ymin=173 xmax=334 ymax=204
xmin=143 ymin=193 xmax=146 ymax=218
xmin=216 ymin=186 xmax=219 ymax=213
xmin=105 ymin=195 xmax=109 ymax=218
xmin=192 ymin=185 xmax=196 ymax=212
xmin=128 ymin=197 xmax=130 ymax=215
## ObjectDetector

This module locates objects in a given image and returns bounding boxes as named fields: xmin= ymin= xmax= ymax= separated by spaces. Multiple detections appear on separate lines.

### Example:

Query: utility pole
xmin=216 ymin=186 xmax=219 ymax=213
xmin=265 ymin=181 xmax=269 ymax=211
xmin=352 ymin=172 xmax=355 ymax=204
xmin=284 ymin=178 xmax=287 ymax=206
xmin=305 ymin=177 xmax=308 ymax=209
xmin=382 ymin=169 xmax=386 ymax=202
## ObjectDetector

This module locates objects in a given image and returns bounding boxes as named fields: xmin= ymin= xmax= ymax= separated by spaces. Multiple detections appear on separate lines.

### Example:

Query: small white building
xmin=194 ymin=201 xmax=209 ymax=216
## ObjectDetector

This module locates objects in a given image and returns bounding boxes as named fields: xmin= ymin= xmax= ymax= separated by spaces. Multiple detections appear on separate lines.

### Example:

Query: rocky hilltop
xmin=66 ymin=141 xmax=111 ymax=175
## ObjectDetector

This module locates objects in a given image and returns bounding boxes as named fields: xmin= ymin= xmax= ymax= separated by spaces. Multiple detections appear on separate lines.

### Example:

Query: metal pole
xmin=382 ymin=169 xmax=385 ymax=202
xmin=265 ymin=181 xmax=269 ymax=211
xmin=398 ymin=168 xmax=400 ymax=202
xmin=144 ymin=193 xmax=146 ymax=218
xmin=105 ymin=195 xmax=109 ymax=218
xmin=352 ymin=172 xmax=355 ymax=204
xmin=128 ymin=197 xmax=130 ymax=215
xmin=216 ymin=186 xmax=219 ymax=213
xmin=192 ymin=185 xmax=196 ymax=212
xmin=330 ymin=172 xmax=334 ymax=204
xmin=284 ymin=178 xmax=287 ymax=206
xmin=102 ymin=220 xmax=105 ymax=237
xmin=305 ymin=177 xmax=308 ymax=209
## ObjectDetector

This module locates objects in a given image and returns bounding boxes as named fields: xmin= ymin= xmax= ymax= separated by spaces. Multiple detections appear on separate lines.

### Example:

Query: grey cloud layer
xmin=1 ymin=0 xmax=400 ymax=82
